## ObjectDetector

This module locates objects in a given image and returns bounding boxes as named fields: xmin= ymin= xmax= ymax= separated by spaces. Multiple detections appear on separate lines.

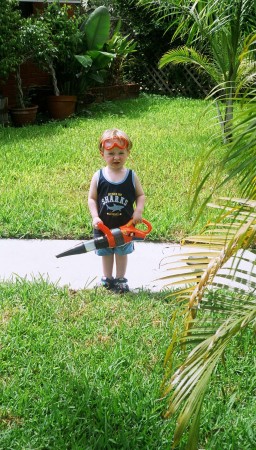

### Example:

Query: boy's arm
xmin=88 ymin=173 xmax=103 ymax=228
xmin=133 ymin=173 xmax=146 ymax=224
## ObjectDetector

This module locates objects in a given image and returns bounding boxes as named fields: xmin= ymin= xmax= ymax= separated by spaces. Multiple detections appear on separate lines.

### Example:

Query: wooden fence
xmin=141 ymin=64 xmax=211 ymax=98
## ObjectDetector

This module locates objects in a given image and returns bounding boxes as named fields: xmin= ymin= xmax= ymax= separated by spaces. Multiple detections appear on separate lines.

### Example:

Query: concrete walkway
xmin=1 ymin=239 xmax=255 ymax=292
xmin=0 ymin=239 xmax=179 ymax=292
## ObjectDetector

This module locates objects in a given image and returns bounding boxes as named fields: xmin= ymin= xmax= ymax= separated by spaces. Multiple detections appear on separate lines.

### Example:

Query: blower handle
xmin=120 ymin=219 xmax=152 ymax=240
xmin=97 ymin=218 xmax=152 ymax=246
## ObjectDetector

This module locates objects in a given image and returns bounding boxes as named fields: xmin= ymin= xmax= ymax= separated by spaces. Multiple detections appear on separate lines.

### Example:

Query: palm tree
xmin=192 ymin=34 xmax=256 ymax=215
xmin=138 ymin=0 xmax=256 ymax=142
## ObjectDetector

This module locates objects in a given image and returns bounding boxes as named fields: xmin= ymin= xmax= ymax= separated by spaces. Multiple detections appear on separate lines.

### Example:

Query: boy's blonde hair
xmin=98 ymin=128 xmax=132 ymax=152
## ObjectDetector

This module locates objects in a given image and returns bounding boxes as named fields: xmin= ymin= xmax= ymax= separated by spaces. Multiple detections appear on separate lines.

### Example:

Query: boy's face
xmin=101 ymin=147 xmax=130 ymax=169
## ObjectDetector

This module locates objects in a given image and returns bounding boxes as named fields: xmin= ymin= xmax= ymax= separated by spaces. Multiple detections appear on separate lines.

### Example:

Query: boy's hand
xmin=132 ymin=210 xmax=143 ymax=225
xmin=92 ymin=217 xmax=103 ymax=229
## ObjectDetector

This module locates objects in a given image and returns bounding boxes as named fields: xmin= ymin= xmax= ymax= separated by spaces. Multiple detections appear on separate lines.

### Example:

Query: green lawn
xmin=0 ymin=281 xmax=255 ymax=449
xmin=0 ymin=94 xmax=238 ymax=240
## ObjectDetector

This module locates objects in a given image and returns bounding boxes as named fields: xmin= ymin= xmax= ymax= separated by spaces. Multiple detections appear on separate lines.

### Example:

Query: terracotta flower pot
xmin=10 ymin=105 xmax=38 ymax=127
xmin=47 ymin=95 xmax=77 ymax=120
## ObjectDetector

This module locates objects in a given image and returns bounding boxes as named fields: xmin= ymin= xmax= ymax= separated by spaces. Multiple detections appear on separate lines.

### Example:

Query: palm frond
xmin=161 ymin=199 xmax=255 ymax=299
xmin=160 ymin=197 xmax=256 ymax=448
xmin=159 ymin=46 xmax=221 ymax=83
xmin=163 ymin=300 xmax=256 ymax=449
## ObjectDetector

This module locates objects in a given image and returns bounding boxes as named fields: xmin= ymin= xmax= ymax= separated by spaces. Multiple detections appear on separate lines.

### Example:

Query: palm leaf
xmin=159 ymin=197 xmax=256 ymax=448
xmin=165 ymin=198 xmax=256 ymax=308
xmin=159 ymin=46 xmax=221 ymax=83
xmin=164 ymin=302 xmax=256 ymax=449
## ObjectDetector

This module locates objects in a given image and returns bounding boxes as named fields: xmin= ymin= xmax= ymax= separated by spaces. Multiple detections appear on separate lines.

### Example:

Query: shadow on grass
xmin=0 ymin=94 xmax=189 ymax=145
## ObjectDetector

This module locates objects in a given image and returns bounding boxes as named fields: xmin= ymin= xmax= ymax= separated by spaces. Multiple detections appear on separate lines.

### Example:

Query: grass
xmin=0 ymin=94 xmax=238 ymax=240
xmin=0 ymin=280 xmax=255 ymax=449
xmin=0 ymin=281 xmax=174 ymax=449
xmin=200 ymin=325 xmax=256 ymax=450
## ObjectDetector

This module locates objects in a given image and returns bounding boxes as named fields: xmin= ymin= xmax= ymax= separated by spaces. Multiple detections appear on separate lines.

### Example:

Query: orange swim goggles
xmin=101 ymin=136 xmax=129 ymax=151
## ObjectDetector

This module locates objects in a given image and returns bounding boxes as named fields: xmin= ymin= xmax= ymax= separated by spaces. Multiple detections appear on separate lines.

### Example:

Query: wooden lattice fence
xmin=141 ymin=64 xmax=211 ymax=98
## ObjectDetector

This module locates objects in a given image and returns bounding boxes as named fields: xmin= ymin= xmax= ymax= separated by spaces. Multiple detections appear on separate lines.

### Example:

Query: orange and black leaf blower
xmin=56 ymin=219 xmax=152 ymax=258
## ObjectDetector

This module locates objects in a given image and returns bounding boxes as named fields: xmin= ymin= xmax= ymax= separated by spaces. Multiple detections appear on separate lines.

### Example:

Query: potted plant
xmin=35 ymin=0 xmax=83 ymax=119
xmin=11 ymin=15 xmax=57 ymax=126
xmin=74 ymin=6 xmax=116 ymax=98
xmin=38 ymin=2 xmax=115 ymax=119
xmin=0 ymin=1 xmax=55 ymax=126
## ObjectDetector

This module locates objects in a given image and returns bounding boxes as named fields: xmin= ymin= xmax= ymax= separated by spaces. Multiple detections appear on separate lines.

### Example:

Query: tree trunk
xmin=215 ymin=100 xmax=226 ymax=143
xmin=223 ymin=83 xmax=235 ymax=142
xmin=224 ymin=97 xmax=234 ymax=142
xmin=49 ymin=62 xmax=60 ymax=96
xmin=15 ymin=66 xmax=25 ymax=109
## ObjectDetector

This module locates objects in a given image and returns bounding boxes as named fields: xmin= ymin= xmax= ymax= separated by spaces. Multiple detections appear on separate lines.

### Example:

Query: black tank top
xmin=94 ymin=168 xmax=136 ymax=236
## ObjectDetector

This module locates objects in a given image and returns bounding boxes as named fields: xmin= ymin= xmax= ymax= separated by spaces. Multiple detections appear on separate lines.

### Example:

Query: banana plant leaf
xmin=84 ymin=6 xmax=110 ymax=50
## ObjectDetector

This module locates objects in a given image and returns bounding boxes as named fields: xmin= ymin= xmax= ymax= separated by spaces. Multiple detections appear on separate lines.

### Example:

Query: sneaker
xmin=99 ymin=277 xmax=115 ymax=290
xmin=114 ymin=277 xmax=129 ymax=293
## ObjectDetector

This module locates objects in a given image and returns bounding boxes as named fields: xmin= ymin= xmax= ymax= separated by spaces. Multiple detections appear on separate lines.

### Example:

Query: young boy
xmin=88 ymin=128 xmax=145 ymax=292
